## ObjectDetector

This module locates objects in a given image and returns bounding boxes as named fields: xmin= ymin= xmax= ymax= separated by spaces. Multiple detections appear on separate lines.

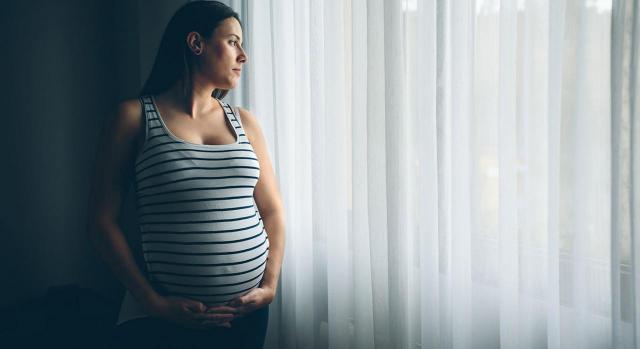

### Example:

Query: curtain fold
xmin=612 ymin=0 xmax=639 ymax=348
xmin=194 ymin=0 xmax=638 ymax=348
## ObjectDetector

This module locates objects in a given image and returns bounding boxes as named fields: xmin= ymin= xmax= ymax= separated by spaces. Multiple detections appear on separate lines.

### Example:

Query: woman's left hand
xmin=209 ymin=287 xmax=275 ymax=319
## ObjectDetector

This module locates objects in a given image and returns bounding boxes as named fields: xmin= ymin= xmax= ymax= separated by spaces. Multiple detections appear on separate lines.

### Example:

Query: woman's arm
xmin=238 ymin=107 xmax=286 ymax=295
xmin=86 ymin=99 xmax=163 ymax=313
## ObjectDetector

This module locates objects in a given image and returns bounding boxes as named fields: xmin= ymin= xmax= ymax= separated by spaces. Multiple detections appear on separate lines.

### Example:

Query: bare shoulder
xmin=236 ymin=106 xmax=261 ymax=130
xmin=99 ymin=97 xmax=145 ymax=159
xmin=235 ymin=106 xmax=264 ymax=143
xmin=114 ymin=98 xmax=144 ymax=133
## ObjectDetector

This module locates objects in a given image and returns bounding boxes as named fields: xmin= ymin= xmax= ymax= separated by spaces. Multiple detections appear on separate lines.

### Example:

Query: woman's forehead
xmin=216 ymin=17 xmax=243 ymax=37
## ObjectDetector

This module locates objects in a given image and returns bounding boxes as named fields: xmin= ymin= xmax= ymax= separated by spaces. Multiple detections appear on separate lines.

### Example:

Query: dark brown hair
xmin=139 ymin=1 xmax=243 ymax=100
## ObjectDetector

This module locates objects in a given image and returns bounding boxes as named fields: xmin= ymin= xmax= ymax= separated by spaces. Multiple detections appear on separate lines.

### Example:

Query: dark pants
xmin=110 ymin=305 xmax=269 ymax=349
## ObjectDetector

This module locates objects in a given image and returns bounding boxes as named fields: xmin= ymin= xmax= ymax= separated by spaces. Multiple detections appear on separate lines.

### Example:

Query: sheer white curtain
xmin=228 ymin=0 xmax=639 ymax=348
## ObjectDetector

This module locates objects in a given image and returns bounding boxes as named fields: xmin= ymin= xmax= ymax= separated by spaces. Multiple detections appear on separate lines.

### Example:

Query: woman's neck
xmin=159 ymin=79 xmax=219 ymax=119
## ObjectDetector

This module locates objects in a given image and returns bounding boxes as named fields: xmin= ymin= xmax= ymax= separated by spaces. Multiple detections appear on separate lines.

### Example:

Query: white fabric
xmin=117 ymin=290 xmax=149 ymax=326
xmin=126 ymin=0 xmax=638 ymax=347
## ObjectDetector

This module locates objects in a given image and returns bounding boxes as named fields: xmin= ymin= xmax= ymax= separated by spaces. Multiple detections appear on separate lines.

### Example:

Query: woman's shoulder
xmin=235 ymin=106 xmax=271 ymax=151
xmin=117 ymin=97 xmax=144 ymax=120
xmin=111 ymin=97 xmax=144 ymax=134
xmin=101 ymin=97 xmax=145 ymax=152
xmin=235 ymin=106 xmax=261 ymax=131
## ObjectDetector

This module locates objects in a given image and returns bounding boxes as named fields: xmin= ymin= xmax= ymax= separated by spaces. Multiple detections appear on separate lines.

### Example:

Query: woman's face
xmin=194 ymin=17 xmax=247 ymax=90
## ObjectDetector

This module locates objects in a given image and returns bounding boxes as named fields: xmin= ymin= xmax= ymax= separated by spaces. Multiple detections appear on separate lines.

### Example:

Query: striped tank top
xmin=117 ymin=95 xmax=269 ymax=325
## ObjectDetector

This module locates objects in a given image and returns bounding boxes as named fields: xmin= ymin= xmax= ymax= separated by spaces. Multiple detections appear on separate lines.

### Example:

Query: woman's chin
xmin=212 ymin=77 xmax=239 ymax=90
xmin=226 ymin=80 xmax=240 ymax=89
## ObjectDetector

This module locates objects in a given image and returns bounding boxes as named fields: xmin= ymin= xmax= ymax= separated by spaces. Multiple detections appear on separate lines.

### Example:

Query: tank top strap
xmin=140 ymin=95 xmax=159 ymax=123
xmin=139 ymin=95 xmax=165 ymax=139
xmin=231 ymin=106 xmax=245 ymax=127
xmin=218 ymin=100 xmax=250 ymax=144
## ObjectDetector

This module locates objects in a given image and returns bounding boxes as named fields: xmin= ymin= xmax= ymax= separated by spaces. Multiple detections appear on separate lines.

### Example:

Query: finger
xmin=238 ymin=303 xmax=258 ymax=314
xmin=205 ymin=305 xmax=239 ymax=313
xmin=228 ymin=295 xmax=252 ymax=306
xmin=193 ymin=316 xmax=235 ymax=324
xmin=183 ymin=303 xmax=206 ymax=314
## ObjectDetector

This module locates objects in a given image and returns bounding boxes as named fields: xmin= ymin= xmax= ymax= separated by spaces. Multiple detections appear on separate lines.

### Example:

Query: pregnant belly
xmin=141 ymin=224 xmax=270 ymax=306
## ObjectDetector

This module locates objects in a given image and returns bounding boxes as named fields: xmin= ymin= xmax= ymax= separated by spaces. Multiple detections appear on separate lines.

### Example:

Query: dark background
xmin=0 ymin=0 xmax=188 ymax=343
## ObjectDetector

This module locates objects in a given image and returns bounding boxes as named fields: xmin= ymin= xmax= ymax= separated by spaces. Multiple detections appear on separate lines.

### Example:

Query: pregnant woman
xmin=87 ymin=2 xmax=285 ymax=348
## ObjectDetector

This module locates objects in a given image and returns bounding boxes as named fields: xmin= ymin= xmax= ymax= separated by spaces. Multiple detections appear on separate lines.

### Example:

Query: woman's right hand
xmin=146 ymin=295 xmax=238 ymax=330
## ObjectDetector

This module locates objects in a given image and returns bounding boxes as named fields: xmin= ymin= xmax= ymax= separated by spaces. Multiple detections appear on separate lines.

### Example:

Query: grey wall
xmin=0 ymin=0 xmax=177 ymax=311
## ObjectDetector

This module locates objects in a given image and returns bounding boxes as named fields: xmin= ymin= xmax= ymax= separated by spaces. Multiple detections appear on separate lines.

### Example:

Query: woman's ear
xmin=186 ymin=32 xmax=203 ymax=55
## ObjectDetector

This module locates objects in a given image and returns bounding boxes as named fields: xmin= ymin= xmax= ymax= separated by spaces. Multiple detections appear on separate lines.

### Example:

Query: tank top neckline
xmin=147 ymin=94 xmax=241 ymax=148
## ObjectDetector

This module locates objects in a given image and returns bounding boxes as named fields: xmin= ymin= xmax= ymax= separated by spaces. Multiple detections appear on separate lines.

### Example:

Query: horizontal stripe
xmin=137 ymin=191 xmax=255 ymax=208
xmin=144 ymin=246 xmax=267 ymax=266
xmin=138 ymin=203 xmax=255 ymax=218
xmin=136 ymin=156 xmax=258 ymax=176
xmin=137 ymin=195 xmax=254 ymax=209
xmin=142 ymin=232 xmax=269 ymax=254
xmin=140 ymin=217 xmax=262 ymax=235
xmin=137 ymin=185 xmax=255 ymax=200
xmin=138 ymin=140 xmax=181 ymax=157
xmin=136 ymin=147 xmax=254 ymax=168
xmin=142 ymin=227 xmax=264 ymax=243
xmin=142 ymin=236 xmax=267 ymax=256
xmin=147 ymin=259 xmax=269 ymax=283
xmin=140 ymin=211 xmax=257 ymax=226
xmin=137 ymin=165 xmax=260 ymax=184
xmin=155 ymin=271 xmax=265 ymax=289
xmin=136 ymin=175 xmax=258 ymax=192
xmin=138 ymin=176 xmax=259 ymax=192
xmin=146 ymin=247 xmax=268 ymax=266
xmin=161 ymin=279 xmax=262 ymax=297
xmin=147 ymin=133 xmax=169 ymax=142
xmin=149 ymin=258 xmax=267 ymax=278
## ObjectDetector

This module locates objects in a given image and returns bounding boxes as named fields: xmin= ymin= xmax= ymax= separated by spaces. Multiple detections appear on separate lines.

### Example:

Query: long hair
xmin=139 ymin=1 xmax=242 ymax=99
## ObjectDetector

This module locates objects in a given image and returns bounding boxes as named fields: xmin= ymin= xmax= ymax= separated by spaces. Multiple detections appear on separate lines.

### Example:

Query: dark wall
xmin=0 ymin=0 xmax=146 ymax=311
